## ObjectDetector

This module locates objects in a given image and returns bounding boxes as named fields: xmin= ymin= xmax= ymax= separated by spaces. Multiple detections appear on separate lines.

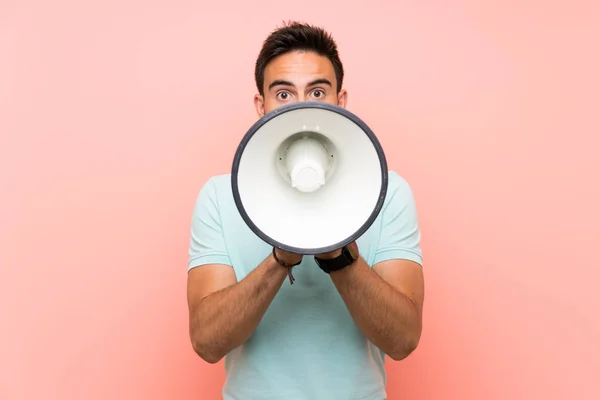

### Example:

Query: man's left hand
xmin=315 ymin=241 xmax=357 ymax=259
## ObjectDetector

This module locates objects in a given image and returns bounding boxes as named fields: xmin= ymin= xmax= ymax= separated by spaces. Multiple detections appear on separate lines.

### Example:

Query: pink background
xmin=1 ymin=1 xmax=599 ymax=399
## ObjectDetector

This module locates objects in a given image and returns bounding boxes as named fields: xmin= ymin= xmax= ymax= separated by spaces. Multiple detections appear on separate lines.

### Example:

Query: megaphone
xmin=231 ymin=102 xmax=388 ymax=255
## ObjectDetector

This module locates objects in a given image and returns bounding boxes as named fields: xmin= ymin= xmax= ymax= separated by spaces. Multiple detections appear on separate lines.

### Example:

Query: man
xmin=186 ymin=21 xmax=425 ymax=400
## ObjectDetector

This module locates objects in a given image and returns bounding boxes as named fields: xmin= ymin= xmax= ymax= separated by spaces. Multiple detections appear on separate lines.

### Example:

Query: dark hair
xmin=254 ymin=21 xmax=344 ymax=95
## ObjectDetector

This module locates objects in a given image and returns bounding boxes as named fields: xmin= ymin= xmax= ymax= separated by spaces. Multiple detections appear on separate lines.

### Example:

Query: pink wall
xmin=1 ymin=1 xmax=599 ymax=399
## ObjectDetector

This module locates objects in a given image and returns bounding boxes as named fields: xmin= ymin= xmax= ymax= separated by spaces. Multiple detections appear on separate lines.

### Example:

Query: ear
xmin=254 ymin=94 xmax=265 ymax=117
xmin=337 ymin=88 xmax=348 ymax=108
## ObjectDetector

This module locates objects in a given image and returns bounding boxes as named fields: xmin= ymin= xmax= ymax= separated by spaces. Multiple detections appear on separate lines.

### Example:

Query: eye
xmin=276 ymin=91 xmax=292 ymax=101
xmin=311 ymin=89 xmax=325 ymax=99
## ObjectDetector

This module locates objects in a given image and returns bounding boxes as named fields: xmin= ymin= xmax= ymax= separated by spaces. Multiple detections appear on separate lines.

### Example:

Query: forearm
xmin=190 ymin=255 xmax=289 ymax=363
xmin=330 ymin=258 xmax=422 ymax=360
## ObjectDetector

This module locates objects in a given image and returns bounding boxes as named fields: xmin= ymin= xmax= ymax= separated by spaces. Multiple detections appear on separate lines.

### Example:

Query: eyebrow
xmin=267 ymin=78 xmax=333 ymax=91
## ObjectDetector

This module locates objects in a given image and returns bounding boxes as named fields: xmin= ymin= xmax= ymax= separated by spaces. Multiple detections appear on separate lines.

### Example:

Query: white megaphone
xmin=231 ymin=102 xmax=388 ymax=255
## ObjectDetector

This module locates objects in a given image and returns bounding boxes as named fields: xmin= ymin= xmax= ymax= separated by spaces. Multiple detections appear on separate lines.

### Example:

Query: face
xmin=254 ymin=50 xmax=348 ymax=117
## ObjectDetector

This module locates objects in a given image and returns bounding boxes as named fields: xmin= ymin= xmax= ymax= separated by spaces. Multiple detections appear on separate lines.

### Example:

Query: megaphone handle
xmin=272 ymin=247 xmax=301 ymax=285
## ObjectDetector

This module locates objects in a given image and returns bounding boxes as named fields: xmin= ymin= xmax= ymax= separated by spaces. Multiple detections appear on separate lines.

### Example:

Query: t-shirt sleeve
xmin=187 ymin=177 xmax=232 ymax=271
xmin=372 ymin=172 xmax=423 ymax=267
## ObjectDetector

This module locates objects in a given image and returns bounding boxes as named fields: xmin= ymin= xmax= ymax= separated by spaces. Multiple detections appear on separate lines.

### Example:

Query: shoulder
xmin=202 ymin=173 xmax=232 ymax=192
xmin=195 ymin=173 xmax=232 ymax=201
xmin=387 ymin=170 xmax=412 ymax=191
xmin=382 ymin=170 xmax=416 ymax=209
xmin=190 ymin=173 xmax=233 ymax=220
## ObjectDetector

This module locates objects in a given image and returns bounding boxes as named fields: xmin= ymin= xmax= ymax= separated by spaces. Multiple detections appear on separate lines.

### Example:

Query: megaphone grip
xmin=272 ymin=248 xmax=301 ymax=285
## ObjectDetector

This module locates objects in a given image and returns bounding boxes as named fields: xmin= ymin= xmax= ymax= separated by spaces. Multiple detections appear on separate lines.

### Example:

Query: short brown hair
xmin=254 ymin=21 xmax=344 ymax=95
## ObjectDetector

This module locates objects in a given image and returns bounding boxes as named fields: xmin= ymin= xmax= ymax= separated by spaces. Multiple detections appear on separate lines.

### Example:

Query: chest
xmin=219 ymin=194 xmax=382 ymax=289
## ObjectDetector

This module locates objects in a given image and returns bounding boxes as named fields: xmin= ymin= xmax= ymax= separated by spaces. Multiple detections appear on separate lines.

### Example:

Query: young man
xmin=186 ymin=22 xmax=425 ymax=400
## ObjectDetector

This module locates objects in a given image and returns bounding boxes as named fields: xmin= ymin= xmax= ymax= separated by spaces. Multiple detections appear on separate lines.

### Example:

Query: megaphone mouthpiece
xmin=285 ymin=136 xmax=329 ymax=193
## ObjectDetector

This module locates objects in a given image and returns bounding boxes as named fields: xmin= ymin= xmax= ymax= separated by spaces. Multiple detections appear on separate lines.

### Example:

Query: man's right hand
xmin=273 ymin=248 xmax=303 ymax=266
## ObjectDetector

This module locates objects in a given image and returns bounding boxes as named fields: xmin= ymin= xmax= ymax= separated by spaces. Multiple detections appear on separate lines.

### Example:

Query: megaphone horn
xmin=231 ymin=102 xmax=388 ymax=255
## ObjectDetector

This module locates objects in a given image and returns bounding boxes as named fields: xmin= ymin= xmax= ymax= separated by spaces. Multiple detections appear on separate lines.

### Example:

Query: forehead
xmin=263 ymin=50 xmax=337 ymax=88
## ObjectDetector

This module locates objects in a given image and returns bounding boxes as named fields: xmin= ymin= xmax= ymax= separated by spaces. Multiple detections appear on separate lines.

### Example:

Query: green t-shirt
xmin=188 ymin=170 xmax=423 ymax=400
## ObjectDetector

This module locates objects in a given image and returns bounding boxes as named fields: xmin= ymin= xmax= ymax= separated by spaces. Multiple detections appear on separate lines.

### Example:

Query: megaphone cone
xmin=231 ymin=102 xmax=388 ymax=255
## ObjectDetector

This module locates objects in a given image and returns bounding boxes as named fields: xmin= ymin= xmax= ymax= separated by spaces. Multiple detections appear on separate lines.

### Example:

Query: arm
xmin=321 ymin=173 xmax=425 ymax=360
xmin=187 ymin=252 xmax=295 ymax=363
xmin=185 ymin=177 xmax=301 ymax=363
xmin=328 ymin=255 xmax=424 ymax=361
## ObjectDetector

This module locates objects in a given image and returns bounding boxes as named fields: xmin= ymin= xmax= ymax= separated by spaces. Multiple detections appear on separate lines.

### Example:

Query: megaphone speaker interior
xmin=231 ymin=102 xmax=388 ymax=255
